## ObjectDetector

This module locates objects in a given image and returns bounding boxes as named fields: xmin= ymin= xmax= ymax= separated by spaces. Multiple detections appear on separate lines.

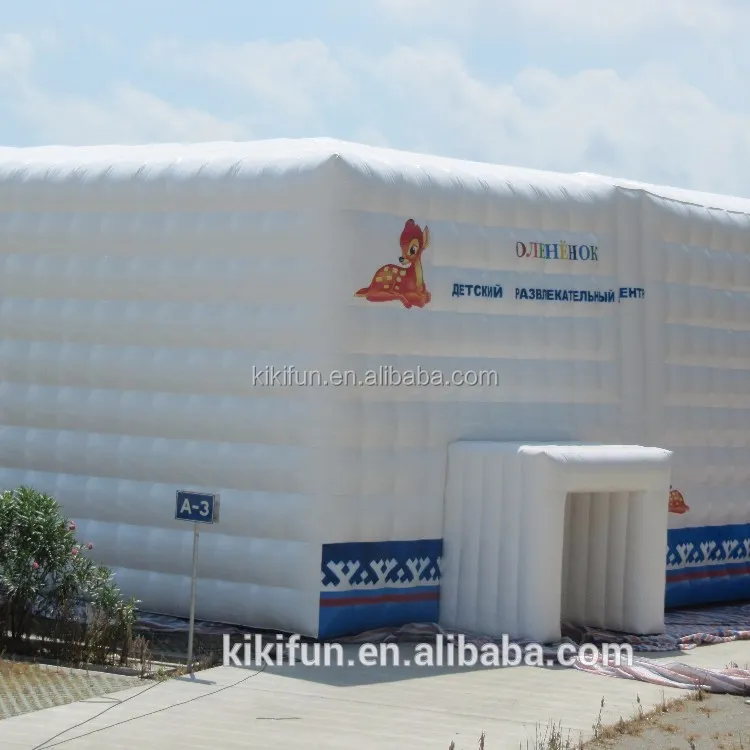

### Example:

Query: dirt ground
xmin=586 ymin=693 xmax=749 ymax=750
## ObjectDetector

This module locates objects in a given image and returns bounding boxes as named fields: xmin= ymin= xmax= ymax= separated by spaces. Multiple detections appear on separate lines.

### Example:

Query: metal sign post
xmin=175 ymin=490 xmax=220 ymax=674
xmin=186 ymin=521 xmax=199 ymax=672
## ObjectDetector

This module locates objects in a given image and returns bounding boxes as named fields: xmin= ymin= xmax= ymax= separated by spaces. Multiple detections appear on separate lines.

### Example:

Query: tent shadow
xmin=226 ymin=643 xmax=573 ymax=687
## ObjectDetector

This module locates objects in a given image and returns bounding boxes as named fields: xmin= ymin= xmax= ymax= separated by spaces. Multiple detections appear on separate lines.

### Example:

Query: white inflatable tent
xmin=0 ymin=138 xmax=748 ymax=640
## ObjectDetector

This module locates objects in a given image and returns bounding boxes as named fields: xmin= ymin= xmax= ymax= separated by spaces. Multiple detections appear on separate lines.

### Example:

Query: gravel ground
xmin=0 ymin=629 xmax=232 ymax=723
xmin=587 ymin=693 xmax=750 ymax=750
xmin=0 ymin=659 xmax=141 ymax=720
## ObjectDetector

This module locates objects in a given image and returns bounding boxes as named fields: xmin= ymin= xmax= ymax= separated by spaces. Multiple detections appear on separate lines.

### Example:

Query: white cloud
xmin=0 ymin=33 xmax=34 ymax=84
xmin=14 ymin=85 xmax=248 ymax=144
xmin=1 ymin=31 xmax=749 ymax=196
xmin=519 ymin=0 xmax=747 ymax=33
xmin=148 ymin=39 xmax=351 ymax=122
xmin=368 ymin=44 xmax=750 ymax=195
xmin=0 ymin=34 xmax=247 ymax=145
xmin=373 ymin=0 xmax=748 ymax=35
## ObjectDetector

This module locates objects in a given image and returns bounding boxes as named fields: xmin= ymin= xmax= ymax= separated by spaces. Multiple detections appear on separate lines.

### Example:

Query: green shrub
xmin=0 ymin=486 xmax=139 ymax=664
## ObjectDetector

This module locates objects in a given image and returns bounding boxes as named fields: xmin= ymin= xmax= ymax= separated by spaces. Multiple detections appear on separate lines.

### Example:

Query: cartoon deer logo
xmin=669 ymin=486 xmax=689 ymax=514
xmin=355 ymin=219 xmax=431 ymax=309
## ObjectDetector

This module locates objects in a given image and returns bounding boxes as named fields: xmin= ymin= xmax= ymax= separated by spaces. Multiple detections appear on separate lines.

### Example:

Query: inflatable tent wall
xmin=0 ymin=138 xmax=747 ymax=639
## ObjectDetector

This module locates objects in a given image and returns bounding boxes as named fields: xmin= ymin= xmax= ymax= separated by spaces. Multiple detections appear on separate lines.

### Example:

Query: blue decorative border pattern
xmin=319 ymin=539 xmax=442 ymax=639
xmin=316 ymin=525 xmax=748 ymax=636
xmin=666 ymin=523 xmax=750 ymax=608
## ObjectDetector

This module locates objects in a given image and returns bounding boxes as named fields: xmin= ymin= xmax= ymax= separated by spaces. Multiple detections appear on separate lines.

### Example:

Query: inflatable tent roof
xmin=0 ymin=136 xmax=748 ymax=213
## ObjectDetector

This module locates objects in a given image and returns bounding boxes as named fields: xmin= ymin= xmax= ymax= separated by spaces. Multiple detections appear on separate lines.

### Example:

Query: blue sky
xmin=1 ymin=0 xmax=748 ymax=196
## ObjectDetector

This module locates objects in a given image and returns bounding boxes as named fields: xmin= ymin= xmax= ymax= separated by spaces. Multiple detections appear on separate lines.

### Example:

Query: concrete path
xmin=0 ymin=641 xmax=746 ymax=749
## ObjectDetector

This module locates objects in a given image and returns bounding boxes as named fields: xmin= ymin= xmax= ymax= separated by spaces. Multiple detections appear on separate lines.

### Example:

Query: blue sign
xmin=175 ymin=490 xmax=220 ymax=524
